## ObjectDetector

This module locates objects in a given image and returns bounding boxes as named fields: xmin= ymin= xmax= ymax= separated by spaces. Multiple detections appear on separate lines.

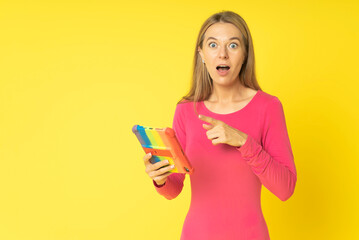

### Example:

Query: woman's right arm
xmin=143 ymin=152 xmax=185 ymax=200
xmin=144 ymin=103 xmax=187 ymax=200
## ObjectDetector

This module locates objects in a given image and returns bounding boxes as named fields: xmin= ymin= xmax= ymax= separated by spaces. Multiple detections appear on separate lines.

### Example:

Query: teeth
xmin=216 ymin=65 xmax=230 ymax=70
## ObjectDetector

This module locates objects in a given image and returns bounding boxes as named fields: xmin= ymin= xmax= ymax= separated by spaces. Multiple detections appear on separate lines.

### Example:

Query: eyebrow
xmin=206 ymin=37 xmax=241 ymax=42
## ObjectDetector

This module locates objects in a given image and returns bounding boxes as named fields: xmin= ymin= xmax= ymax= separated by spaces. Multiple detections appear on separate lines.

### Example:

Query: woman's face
xmin=198 ymin=22 xmax=245 ymax=86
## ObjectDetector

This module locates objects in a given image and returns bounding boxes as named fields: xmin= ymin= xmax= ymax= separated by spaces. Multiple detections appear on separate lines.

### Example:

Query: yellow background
xmin=1 ymin=0 xmax=358 ymax=239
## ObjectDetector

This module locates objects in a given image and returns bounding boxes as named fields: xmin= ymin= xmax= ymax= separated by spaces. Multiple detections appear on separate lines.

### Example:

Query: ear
xmin=198 ymin=46 xmax=204 ymax=60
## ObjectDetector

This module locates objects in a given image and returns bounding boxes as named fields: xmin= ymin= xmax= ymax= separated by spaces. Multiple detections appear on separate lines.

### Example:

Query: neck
xmin=208 ymin=80 xmax=247 ymax=103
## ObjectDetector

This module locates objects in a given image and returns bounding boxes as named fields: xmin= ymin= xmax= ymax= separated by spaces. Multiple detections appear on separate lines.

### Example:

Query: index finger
xmin=198 ymin=114 xmax=219 ymax=125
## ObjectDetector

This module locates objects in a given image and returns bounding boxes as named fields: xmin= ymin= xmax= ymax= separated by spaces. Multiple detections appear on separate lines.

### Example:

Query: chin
xmin=213 ymin=78 xmax=237 ymax=86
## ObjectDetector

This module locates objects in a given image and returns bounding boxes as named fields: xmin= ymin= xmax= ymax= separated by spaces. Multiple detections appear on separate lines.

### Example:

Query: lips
xmin=216 ymin=64 xmax=230 ymax=70
xmin=216 ymin=65 xmax=230 ymax=76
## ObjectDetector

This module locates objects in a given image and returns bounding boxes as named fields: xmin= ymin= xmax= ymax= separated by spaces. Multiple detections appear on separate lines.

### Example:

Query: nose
xmin=218 ymin=45 xmax=228 ymax=59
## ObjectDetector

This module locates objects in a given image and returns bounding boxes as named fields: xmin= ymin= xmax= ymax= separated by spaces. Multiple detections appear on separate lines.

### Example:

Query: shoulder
xmin=173 ymin=99 xmax=193 ymax=117
xmin=176 ymin=99 xmax=198 ymax=110
xmin=175 ymin=99 xmax=192 ymax=110
xmin=256 ymin=89 xmax=282 ymax=109
xmin=174 ymin=99 xmax=199 ymax=122
xmin=253 ymin=90 xmax=285 ymax=122
xmin=256 ymin=91 xmax=287 ymax=126
xmin=257 ymin=89 xmax=279 ymax=103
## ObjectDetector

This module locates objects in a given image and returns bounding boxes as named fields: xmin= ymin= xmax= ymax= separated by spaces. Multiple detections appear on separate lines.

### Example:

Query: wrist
xmin=238 ymin=134 xmax=248 ymax=148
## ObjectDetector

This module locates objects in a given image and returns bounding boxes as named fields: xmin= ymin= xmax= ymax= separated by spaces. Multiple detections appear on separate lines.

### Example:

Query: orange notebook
xmin=132 ymin=124 xmax=194 ymax=174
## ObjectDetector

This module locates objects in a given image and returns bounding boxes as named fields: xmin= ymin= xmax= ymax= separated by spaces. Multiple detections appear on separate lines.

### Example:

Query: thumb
xmin=202 ymin=123 xmax=214 ymax=130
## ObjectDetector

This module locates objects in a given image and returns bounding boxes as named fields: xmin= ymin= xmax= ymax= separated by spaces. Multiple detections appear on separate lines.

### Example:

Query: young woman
xmin=143 ymin=10 xmax=297 ymax=240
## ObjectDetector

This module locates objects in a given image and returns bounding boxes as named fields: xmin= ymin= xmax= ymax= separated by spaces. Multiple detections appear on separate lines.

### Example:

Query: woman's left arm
xmin=236 ymin=97 xmax=297 ymax=201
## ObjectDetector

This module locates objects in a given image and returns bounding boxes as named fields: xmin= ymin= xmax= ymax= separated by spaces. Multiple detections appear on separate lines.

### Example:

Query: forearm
xmin=237 ymin=135 xmax=297 ymax=201
xmin=153 ymin=173 xmax=186 ymax=200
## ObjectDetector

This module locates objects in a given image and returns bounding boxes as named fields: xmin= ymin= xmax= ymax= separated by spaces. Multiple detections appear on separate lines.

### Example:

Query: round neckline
xmin=201 ymin=90 xmax=262 ymax=116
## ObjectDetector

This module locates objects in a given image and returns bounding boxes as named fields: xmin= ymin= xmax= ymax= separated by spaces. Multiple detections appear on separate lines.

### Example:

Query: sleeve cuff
xmin=153 ymin=180 xmax=166 ymax=188
xmin=236 ymin=134 xmax=261 ymax=160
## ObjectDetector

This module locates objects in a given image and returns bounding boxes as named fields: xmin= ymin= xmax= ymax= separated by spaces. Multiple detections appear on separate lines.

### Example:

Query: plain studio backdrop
xmin=0 ymin=0 xmax=358 ymax=239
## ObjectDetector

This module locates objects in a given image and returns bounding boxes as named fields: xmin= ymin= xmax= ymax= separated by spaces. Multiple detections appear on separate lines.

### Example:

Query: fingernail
xmin=148 ymin=152 xmax=152 ymax=156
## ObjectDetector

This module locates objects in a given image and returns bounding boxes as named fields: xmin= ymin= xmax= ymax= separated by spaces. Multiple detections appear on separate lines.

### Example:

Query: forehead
xmin=204 ymin=22 xmax=241 ymax=40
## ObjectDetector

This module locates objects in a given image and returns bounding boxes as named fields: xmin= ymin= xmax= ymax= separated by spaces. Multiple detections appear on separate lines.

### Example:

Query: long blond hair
xmin=178 ymin=10 xmax=262 ymax=116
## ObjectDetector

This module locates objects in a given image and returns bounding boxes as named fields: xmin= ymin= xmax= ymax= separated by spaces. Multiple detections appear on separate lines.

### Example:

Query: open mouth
xmin=216 ymin=65 xmax=230 ymax=75
xmin=216 ymin=65 xmax=230 ymax=71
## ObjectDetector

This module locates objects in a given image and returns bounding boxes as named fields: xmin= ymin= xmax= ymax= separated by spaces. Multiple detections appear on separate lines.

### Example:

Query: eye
xmin=208 ymin=42 xmax=238 ymax=49
xmin=209 ymin=42 xmax=217 ymax=48
xmin=229 ymin=43 xmax=238 ymax=48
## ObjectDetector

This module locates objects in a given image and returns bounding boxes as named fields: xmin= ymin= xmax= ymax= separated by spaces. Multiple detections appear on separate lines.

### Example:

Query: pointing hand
xmin=198 ymin=114 xmax=248 ymax=147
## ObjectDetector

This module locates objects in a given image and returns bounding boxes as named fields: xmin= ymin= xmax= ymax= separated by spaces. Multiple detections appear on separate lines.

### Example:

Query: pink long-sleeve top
xmin=153 ymin=89 xmax=297 ymax=240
